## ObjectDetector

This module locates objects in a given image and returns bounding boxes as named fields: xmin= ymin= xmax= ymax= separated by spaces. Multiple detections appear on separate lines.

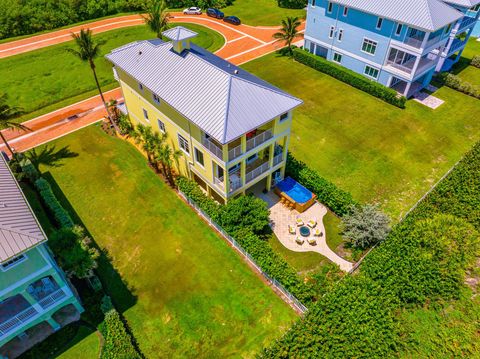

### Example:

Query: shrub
xmin=440 ymin=73 xmax=480 ymax=99
xmin=340 ymin=204 xmax=391 ymax=249
xmin=35 ymin=177 xmax=74 ymax=228
xmin=286 ymin=153 xmax=358 ymax=216
xmin=471 ymin=55 xmax=480 ymax=69
xmin=100 ymin=309 xmax=141 ymax=359
xmin=277 ymin=0 xmax=306 ymax=9
xmin=218 ymin=195 xmax=270 ymax=235
xmin=293 ymin=48 xmax=407 ymax=108
xmin=20 ymin=158 xmax=40 ymax=182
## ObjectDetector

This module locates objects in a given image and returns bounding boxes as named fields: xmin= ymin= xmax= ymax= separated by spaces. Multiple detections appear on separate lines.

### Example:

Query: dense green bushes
xmin=292 ymin=48 xmax=407 ymax=108
xmin=262 ymin=141 xmax=480 ymax=357
xmin=286 ymin=153 xmax=358 ymax=216
xmin=471 ymin=55 xmax=480 ymax=69
xmin=439 ymin=73 xmax=480 ymax=99
xmin=35 ymin=177 xmax=75 ymax=228
xmin=277 ymin=0 xmax=306 ymax=9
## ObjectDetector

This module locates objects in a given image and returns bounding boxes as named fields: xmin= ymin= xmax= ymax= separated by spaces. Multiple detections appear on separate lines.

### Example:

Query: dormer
xmin=162 ymin=26 xmax=198 ymax=54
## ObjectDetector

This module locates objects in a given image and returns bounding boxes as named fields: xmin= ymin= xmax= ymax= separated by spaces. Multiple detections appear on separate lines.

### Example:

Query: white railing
xmin=228 ymin=145 xmax=243 ymax=161
xmin=273 ymin=153 xmax=283 ymax=167
xmin=202 ymin=138 xmax=223 ymax=161
xmin=0 ymin=306 xmax=38 ymax=336
xmin=403 ymin=36 xmax=423 ymax=49
xmin=415 ymin=57 xmax=436 ymax=75
xmin=230 ymin=177 xmax=243 ymax=191
xmin=386 ymin=59 xmax=415 ymax=74
xmin=38 ymin=288 xmax=67 ymax=310
xmin=246 ymin=130 xmax=273 ymax=152
xmin=424 ymin=35 xmax=443 ymax=49
xmin=245 ymin=162 xmax=270 ymax=183
xmin=214 ymin=177 xmax=224 ymax=189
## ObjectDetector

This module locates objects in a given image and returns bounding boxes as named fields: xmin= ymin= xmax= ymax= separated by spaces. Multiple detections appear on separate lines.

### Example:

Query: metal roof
xmin=106 ymin=34 xmax=303 ymax=144
xmin=442 ymin=0 xmax=480 ymax=7
xmin=0 ymin=155 xmax=46 ymax=263
xmin=332 ymin=0 xmax=463 ymax=31
xmin=162 ymin=26 xmax=199 ymax=41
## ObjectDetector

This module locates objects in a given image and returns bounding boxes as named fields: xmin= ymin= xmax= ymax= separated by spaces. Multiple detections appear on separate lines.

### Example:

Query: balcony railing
xmin=202 ymin=137 xmax=223 ymax=161
xmin=386 ymin=57 xmax=435 ymax=75
xmin=458 ymin=16 xmax=477 ymax=32
xmin=0 ymin=306 xmax=38 ymax=336
xmin=273 ymin=153 xmax=283 ymax=167
xmin=214 ymin=176 xmax=224 ymax=189
xmin=246 ymin=130 xmax=273 ymax=152
xmin=228 ymin=145 xmax=243 ymax=161
xmin=403 ymin=36 xmax=424 ymax=49
xmin=38 ymin=288 xmax=67 ymax=310
xmin=447 ymin=38 xmax=466 ymax=55
xmin=245 ymin=161 xmax=270 ymax=184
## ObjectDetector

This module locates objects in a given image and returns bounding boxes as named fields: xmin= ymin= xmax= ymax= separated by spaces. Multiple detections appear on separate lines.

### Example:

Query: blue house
xmin=304 ymin=0 xmax=471 ymax=97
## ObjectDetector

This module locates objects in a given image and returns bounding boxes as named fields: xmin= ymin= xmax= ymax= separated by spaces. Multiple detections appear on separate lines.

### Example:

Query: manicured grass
xmin=0 ymin=23 xmax=224 ymax=121
xmin=222 ymin=0 xmax=305 ymax=25
xmin=37 ymin=125 xmax=296 ymax=357
xmin=242 ymin=53 xmax=480 ymax=220
xmin=56 ymin=327 xmax=100 ymax=359
xmin=451 ymin=38 xmax=480 ymax=85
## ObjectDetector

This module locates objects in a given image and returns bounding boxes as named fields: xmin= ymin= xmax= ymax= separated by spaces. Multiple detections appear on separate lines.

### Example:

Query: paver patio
xmin=257 ymin=191 xmax=353 ymax=272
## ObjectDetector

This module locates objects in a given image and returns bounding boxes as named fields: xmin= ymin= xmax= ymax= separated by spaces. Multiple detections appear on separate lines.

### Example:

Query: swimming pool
xmin=275 ymin=177 xmax=316 ymax=212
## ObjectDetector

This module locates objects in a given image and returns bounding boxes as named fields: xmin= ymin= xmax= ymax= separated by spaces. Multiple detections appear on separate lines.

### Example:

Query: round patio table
xmin=299 ymin=226 xmax=310 ymax=237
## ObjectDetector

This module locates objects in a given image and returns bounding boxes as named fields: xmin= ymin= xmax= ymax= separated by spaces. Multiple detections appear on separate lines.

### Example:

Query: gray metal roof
xmin=106 ymin=34 xmax=303 ymax=144
xmin=162 ymin=26 xmax=199 ymax=41
xmin=0 ymin=155 xmax=46 ymax=263
xmin=442 ymin=0 xmax=480 ymax=8
xmin=332 ymin=0 xmax=463 ymax=31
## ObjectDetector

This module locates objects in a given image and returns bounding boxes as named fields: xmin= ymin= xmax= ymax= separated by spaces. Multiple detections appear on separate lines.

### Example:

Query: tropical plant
xmin=218 ymin=195 xmax=270 ymax=235
xmin=117 ymin=114 xmax=135 ymax=136
xmin=156 ymin=142 xmax=182 ymax=186
xmin=133 ymin=124 xmax=158 ymax=164
xmin=67 ymin=29 xmax=119 ymax=132
xmin=143 ymin=0 xmax=170 ymax=39
xmin=273 ymin=17 xmax=302 ymax=53
xmin=26 ymin=145 xmax=78 ymax=172
xmin=341 ymin=204 xmax=390 ymax=249
xmin=0 ymin=93 xmax=28 ymax=157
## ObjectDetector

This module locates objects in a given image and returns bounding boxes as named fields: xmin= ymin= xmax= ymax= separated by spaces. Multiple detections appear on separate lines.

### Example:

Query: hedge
xmin=293 ymin=48 xmax=407 ymax=108
xmin=471 ymin=55 xmax=480 ymax=69
xmin=34 ymin=177 xmax=74 ymax=228
xmin=286 ymin=153 xmax=358 ymax=216
xmin=278 ymin=0 xmax=306 ymax=9
xmin=440 ymin=73 xmax=480 ymax=99
xmin=100 ymin=309 xmax=142 ymax=359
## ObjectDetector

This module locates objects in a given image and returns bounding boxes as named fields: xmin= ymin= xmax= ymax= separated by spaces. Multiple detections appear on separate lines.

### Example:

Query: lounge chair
xmin=307 ymin=237 xmax=316 ymax=245
xmin=295 ymin=236 xmax=304 ymax=245
xmin=42 ymin=277 xmax=55 ymax=292
xmin=288 ymin=224 xmax=296 ymax=235
xmin=314 ymin=228 xmax=323 ymax=237
xmin=296 ymin=216 xmax=304 ymax=226
xmin=307 ymin=218 xmax=317 ymax=228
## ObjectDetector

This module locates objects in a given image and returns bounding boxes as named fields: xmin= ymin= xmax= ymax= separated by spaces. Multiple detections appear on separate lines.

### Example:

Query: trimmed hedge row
xmin=34 ymin=177 xmax=74 ymax=228
xmin=441 ymin=73 xmax=480 ymax=99
xmin=286 ymin=153 xmax=358 ymax=216
xmin=176 ymin=177 xmax=317 ymax=305
xmin=471 ymin=55 xmax=480 ymax=69
xmin=100 ymin=309 xmax=141 ymax=359
xmin=293 ymin=48 xmax=406 ymax=108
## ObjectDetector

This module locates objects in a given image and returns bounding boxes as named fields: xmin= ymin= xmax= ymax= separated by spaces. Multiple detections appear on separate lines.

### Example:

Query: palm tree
xmin=67 ymin=29 xmax=119 ymax=132
xmin=0 ymin=93 xmax=29 ymax=157
xmin=156 ymin=143 xmax=182 ymax=186
xmin=143 ymin=0 xmax=170 ymax=39
xmin=273 ymin=17 xmax=302 ymax=53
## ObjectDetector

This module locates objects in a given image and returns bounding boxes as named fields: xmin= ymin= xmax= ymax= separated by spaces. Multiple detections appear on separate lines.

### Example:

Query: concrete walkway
xmin=258 ymin=192 xmax=353 ymax=272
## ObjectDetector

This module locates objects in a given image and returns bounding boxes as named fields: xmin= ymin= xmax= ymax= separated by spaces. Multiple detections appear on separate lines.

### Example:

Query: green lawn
xmin=1 ymin=23 xmax=224 ymax=122
xmin=56 ymin=327 xmax=100 ymax=359
xmin=222 ymin=0 xmax=305 ymax=26
xmin=37 ymin=125 xmax=296 ymax=357
xmin=242 ymin=53 xmax=480 ymax=220
xmin=451 ymin=38 xmax=480 ymax=85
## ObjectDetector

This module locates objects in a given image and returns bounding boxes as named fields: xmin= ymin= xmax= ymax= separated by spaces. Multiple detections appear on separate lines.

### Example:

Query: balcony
xmin=245 ymin=160 xmax=270 ymax=184
xmin=202 ymin=137 xmax=223 ymax=161
xmin=386 ymin=56 xmax=435 ymax=76
xmin=38 ymin=289 xmax=67 ymax=310
xmin=446 ymin=38 xmax=466 ymax=56
xmin=0 ymin=306 xmax=38 ymax=337
xmin=228 ymin=144 xmax=242 ymax=161
xmin=246 ymin=130 xmax=273 ymax=152
xmin=273 ymin=153 xmax=283 ymax=167
xmin=399 ymin=34 xmax=444 ymax=50
xmin=457 ymin=16 xmax=477 ymax=33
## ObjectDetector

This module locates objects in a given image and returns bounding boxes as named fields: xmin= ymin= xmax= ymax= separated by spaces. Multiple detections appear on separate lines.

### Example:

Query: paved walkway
xmin=0 ymin=13 xmax=304 ymax=153
xmin=258 ymin=192 xmax=353 ymax=272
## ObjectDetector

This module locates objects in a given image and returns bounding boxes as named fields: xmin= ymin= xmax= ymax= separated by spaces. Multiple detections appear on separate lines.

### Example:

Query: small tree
xmin=219 ymin=195 xmax=270 ymax=235
xmin=143 ymin=0 xmax=170 ymax=39
xmin=0 ymin=93 xmax=29 ymax=157
xmin=273 ymin=17 xmax=302 ymax=54
xmin=341 ymin=204 xmax=390 ymax=249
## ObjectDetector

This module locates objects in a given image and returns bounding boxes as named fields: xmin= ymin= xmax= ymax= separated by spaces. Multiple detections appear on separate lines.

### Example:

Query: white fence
xmin=178 ymin=190 xmax=308 ymax=314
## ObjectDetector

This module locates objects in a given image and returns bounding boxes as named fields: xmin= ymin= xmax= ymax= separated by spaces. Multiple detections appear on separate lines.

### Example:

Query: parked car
xmin=183 ymin=7 xmax=202 ymax=14
xmin=206 ymin=8 xmax=224 ymax=19
xmin=223 ymin=15 xmax=241 ymax=25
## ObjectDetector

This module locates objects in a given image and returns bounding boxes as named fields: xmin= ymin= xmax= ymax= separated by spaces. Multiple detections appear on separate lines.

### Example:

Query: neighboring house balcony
xmin=445 ymin=38 xmax=467 ymax=56
xmin=385 ymin=48 xmax=436 ymax=79
xmin=456 ymin=15 xmax=477 ymax=34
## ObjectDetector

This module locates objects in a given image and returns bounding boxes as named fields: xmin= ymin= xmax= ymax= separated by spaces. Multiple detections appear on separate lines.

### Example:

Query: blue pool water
xmin=276 ymin=177 xmax=313 ymax=204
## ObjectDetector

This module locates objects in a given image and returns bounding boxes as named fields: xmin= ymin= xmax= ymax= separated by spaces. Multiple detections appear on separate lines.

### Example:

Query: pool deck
xmin=257 ymin=191 xmax=354 ymax=272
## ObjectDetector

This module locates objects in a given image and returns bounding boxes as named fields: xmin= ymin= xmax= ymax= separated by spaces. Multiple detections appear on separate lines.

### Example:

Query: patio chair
xmin=288 ymin=224 xmax=296 ymax=235
xmin=307 ymin=218 xmax=317 ymax=228
xmin=295 ymin=236 xmax=304 ymax=245
xmin=41 ymin=277 xmax=55 ymax=292
xmin=314 ymin=228 xmax=323 ymax=237
xmin=296 ymin=216 xmax=304 ymax=226
xmin=307 ymin=237 xmax=316 ymax=245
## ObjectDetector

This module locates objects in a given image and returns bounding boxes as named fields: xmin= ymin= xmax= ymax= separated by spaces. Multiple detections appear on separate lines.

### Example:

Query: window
xmin=364 ymin=65 xmax=379 ymax=79
xmin=329 ymin=26 xmax=335 ymax=38
xmin=1 ymin=254 xmax=27 ymax=271
xmin=153 ymin=93 xmax=161 ymax=104
xmin=142 ymin=108 xmax=149 ymax=121
xmin=327 ymin=1 xmax=333 ymax=13
xmin=396 ymin=23 xmax=403 ymax=36
xmin=311 ymin=0 xmax=315 ymax=6
xmin=178 ymin=134 xmax=190 ymax=154
xmin=139 ymin=83 xmax=144 ymax=91
xmin=333 ymin=52 xmax=342 ymax=63
xmin=338 ymin=29 xmax=344 ymax=41
xmin=194 ymin=148 xmax=204 ymax=166
xmin=157 ymin=119 xmax=165 ymax=133
xmin=376 ymin=17 xmax=383 ymax=30
xmin=279 ymin=112 xmax=289 ymax=122
xmin=361 ymin=38 xmax=377 ymax=55
xmin=343 ymin=6 xmax=348 ymax=16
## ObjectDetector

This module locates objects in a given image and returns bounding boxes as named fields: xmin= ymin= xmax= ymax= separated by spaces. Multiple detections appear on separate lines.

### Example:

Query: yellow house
xmin=106 ymin=26 xmax=302 ymax=204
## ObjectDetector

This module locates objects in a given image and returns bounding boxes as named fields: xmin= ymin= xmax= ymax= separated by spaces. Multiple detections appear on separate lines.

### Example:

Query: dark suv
xmin=207 ymin=8 xmax=224 ymax=19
